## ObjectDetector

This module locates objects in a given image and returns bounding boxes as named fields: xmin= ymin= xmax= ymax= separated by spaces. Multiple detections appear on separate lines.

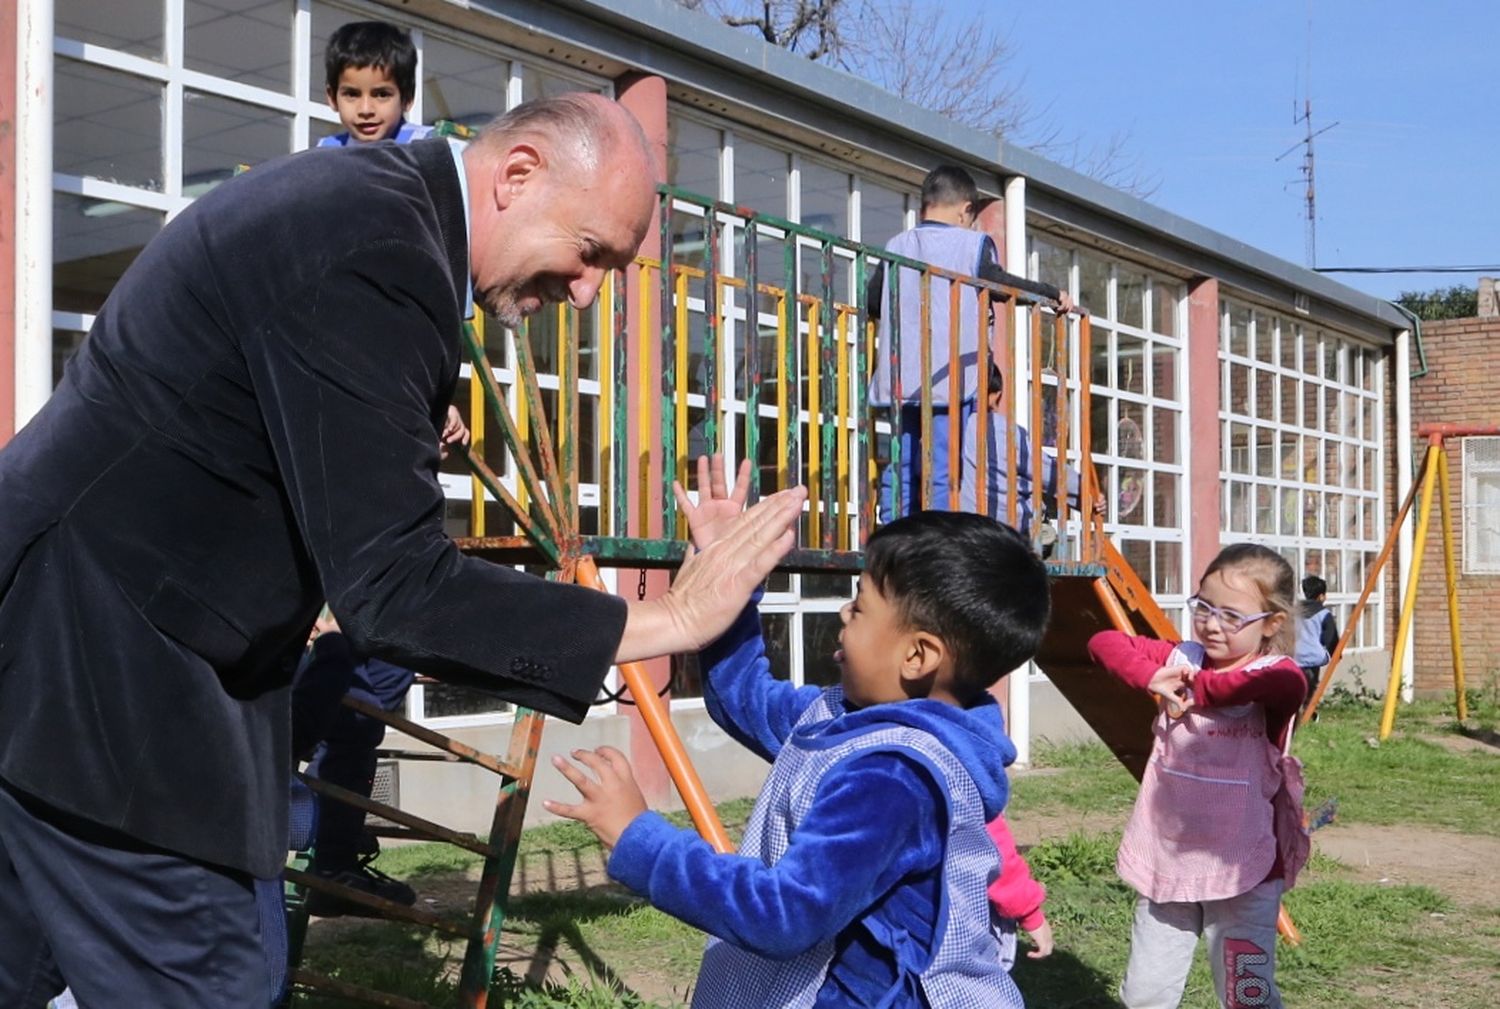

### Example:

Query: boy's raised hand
xmin=543 ymin=746 xmax=647 ymax=849
xmin=672 ymin=454 xmax=752 ymax=551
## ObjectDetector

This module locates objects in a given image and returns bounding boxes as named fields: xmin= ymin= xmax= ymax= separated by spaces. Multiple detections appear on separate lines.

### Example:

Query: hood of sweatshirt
xmin=794 ymin=688 xmax=1016 ymax=822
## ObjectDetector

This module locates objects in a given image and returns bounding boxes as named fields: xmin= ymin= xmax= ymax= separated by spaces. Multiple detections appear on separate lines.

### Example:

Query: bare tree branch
xmin=679 ymin=0 xmax=1159 ymax=198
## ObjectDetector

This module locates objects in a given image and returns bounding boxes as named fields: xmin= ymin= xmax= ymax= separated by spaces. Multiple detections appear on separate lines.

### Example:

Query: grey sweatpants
xmin=1119 ymin=879 xmax=1284 ymax=1009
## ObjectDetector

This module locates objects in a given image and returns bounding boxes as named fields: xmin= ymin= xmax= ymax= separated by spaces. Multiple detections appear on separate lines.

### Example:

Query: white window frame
xmin=1462 ymin=436 xmax=1500 ymax=575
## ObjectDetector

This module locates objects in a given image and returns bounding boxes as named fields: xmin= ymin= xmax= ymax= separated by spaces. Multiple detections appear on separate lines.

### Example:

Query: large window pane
xmin=55 ymin=58 xmax=163 ymax=190
xmin=426 ymin=38 xmax=508 ymax=129
xmin=183 ymin=91 xmax=291 ymax=184
xmin=801 ymin=612 xmax=843 ymax=688
xmin=185 ymin=0 xmax=291 ymax=94
xmin=734 ymin=141 xmax=788 ymax=219
xmin=53 ymin=194 xmax=164 ymax=315
xmin=1150 ymin=281 xmax=1177 ymax=337
xmin=799 ymin=161 xmax=849 ymax=238
xmin=519 ymin=64 xmax=589 ymax=103
xmin=668 ymin=117 xmax=720 ymax=199
xmin=1117 ymin=268 xmax=1144 ymax=329
xmin=57 ymin=0 xmax=164 ymax=58
xmin=1078 ymin=253 xmax=1109 ymax=317
xmin=861 ymin=181 xmax=905 ymax=247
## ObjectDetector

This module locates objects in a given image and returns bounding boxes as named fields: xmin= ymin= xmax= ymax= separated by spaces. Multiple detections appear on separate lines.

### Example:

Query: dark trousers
xmin=0 ymin=780 xmax=266 ymax=1009
xmin=1300 ymin=665 xmax=1322 ymax=704
xmin=294 ymin=655 xmax=415 ymax=870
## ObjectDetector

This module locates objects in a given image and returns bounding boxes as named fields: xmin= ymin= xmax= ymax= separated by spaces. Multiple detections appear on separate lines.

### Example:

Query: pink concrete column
xmin=613 ymin=72 xmax=674 ymax=806
xmin=0 ymin=1 xmax=18 ymax=444
xmin=1186 ymin=277 xmax=1222 ymax=588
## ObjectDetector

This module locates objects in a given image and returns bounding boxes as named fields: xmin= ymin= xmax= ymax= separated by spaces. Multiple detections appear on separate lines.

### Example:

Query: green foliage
xmin=1395 ymin=284 xmax=1477 ymax=321
xmin=1024 ymin=830 xmax=1120 ymax=883
xmin=1296 ymin=700 xmax=1500 ymax=834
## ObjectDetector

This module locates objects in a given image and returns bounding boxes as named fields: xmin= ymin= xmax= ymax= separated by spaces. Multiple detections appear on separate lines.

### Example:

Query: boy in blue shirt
xmin=962 ymin=362 xmax=1103 ymax=540
xmin=547 ymin=456 xmax=1050 ymax=1008
xmin=319 ymin=21 xmax=432 ymax=147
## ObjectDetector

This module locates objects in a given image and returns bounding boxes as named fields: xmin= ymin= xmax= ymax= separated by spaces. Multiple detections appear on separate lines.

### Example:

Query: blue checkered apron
xmin=692 ymin=688 xmax=1024 ymax=1008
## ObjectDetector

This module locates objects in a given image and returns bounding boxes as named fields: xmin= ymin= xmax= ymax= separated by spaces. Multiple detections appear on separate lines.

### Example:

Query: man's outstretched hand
xmin=616 ymin=476 xmax=804 ymax=664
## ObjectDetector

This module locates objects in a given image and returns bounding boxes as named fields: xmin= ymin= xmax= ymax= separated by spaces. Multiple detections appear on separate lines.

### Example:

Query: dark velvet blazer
xmin=0 ymin=139 xmax=625 ymax=877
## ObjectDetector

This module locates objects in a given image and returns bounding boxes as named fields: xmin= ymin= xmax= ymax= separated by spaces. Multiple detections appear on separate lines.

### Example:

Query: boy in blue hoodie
xmin=547 ymin=456 xmax=1050 ymax=1008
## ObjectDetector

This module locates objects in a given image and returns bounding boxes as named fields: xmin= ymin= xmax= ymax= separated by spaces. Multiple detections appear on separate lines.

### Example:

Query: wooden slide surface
xmin=1034 ymin=535 xmax=1179 ymax=782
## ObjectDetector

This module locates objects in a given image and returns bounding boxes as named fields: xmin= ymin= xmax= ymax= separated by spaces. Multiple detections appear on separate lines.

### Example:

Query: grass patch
xmin=1295 ymin=700 xmax=1500 ymax=835
xmin=299 ymin=702 xmax=1500 ymax=1006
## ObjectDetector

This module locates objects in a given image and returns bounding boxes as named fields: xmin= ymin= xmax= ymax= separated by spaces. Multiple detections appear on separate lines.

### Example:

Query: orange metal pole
xmin=1301 ymin=444 xmax=1427 ymax=726
xmin=574 ymin=556 xmax=733 ymax=853
xmin=948 ymin=280 xmax=962 ymax=511
xmin=975 ymin=290 xmax=993 ymax=519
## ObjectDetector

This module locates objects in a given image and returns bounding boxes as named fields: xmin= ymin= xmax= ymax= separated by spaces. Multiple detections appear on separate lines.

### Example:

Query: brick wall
xmin=1409 ymin=316 xmax=1500 ymax=697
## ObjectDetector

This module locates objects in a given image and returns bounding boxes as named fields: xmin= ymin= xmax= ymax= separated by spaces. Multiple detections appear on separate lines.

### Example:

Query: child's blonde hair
xmin=1200 ymin=543 xmax=1297 ymax=656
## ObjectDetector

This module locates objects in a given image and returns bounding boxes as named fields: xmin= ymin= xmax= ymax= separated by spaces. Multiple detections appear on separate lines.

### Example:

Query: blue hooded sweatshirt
xmin=608 ymin=602 xmax=1016 ymax=1007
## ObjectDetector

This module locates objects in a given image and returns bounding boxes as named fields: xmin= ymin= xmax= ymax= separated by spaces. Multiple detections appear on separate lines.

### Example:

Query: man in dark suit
xmin=0 ymin=93 xmax=803 ymax=1008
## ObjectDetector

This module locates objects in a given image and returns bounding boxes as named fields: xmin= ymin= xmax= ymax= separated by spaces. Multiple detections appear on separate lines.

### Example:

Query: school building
xmin=1407 ymin=286 xmax=1500 ymax=699
xmin=1 ymin=0 xmax=1439 ymax=833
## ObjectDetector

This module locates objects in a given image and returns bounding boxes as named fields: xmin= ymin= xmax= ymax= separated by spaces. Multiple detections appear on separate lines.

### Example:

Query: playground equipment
xmin=1301 ymin=422 xmax=1476 ymax=738
xmin=282 ymin=172 xmax=1223 ymax=1005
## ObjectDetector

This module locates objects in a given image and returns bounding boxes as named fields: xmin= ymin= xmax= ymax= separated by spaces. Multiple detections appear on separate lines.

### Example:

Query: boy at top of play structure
xmin=1088 ymin=543 xmax=1312 ymax=1009
xmin=319 ymin=20 xmax=433 ymax=146
xmin=866 ymin=165 xmax=1073 ymax=520
xmin=547 ymin=455 xmax=1052 ymax=1009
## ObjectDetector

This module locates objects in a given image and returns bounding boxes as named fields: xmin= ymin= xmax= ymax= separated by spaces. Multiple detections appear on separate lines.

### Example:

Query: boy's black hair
xmin=985 ymin=361 xmax=1005 ymax=399
xmin=920 ymin=165 xmax=979 ymax=214
xmin=324 ymin=21 xmax=418 ymax=104
xmin=865 ymin=511 xmax=1050 ymax=699
xmin=1302 ymin=574 xmax=1327 ymax=600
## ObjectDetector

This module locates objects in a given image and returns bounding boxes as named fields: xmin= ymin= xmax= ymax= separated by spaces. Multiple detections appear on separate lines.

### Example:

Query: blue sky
xmin=957 ymin=0 xmax=1496 ymax=302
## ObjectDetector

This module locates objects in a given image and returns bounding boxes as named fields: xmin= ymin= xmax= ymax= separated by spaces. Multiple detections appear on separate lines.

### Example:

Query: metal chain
xmin=593 ymin=569 xmax=671 ymax=706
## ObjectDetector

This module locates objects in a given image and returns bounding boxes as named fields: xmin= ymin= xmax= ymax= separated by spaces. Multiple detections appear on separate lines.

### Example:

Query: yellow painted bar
xmin=1435 ymin=446 xmax=1468 ymax=721
xmin=806 ymin=300 xmax=822 ymax=546
xmin=777 ymin=293 xmax=790 ymax=491
xmin=836 ymin=308 xmax=850 ymax=550
xmin=469 ymin=313 xmax=487 ymax=537
xmin=1380 ymin=442 xmax=1439 ymax=740
xmin=599 ymin=271 xmax=614 ymax=535
xmin=638 ymin=263 xmax=653 ymax=536
xmin=514 ymin=326 xmax=530 ymax=517
xmin=1029 ymin=305 xmax=1044 ymax=539
xmin=674 ymin=270 xmax=690 ymax=540
xmin=556 ymin=303 xmax=569 ymax=503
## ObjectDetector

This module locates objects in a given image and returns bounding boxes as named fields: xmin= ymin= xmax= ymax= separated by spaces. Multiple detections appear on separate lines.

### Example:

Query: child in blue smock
xmin=547 ymin=456 xmax=1051 ymax=1008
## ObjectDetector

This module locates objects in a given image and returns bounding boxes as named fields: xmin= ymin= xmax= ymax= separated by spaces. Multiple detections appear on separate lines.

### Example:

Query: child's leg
xmin=1202 ymin=880 xmax=1283 ymax=1009
xmin=1119 ymin=896 xmax=1202 ymax=1009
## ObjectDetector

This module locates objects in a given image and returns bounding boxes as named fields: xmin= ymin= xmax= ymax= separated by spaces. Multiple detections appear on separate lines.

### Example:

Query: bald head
xmin=473 ymin=93 xmax=653 ymax=189
xmin=462 ymin=94 xmax=658 ymax=327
